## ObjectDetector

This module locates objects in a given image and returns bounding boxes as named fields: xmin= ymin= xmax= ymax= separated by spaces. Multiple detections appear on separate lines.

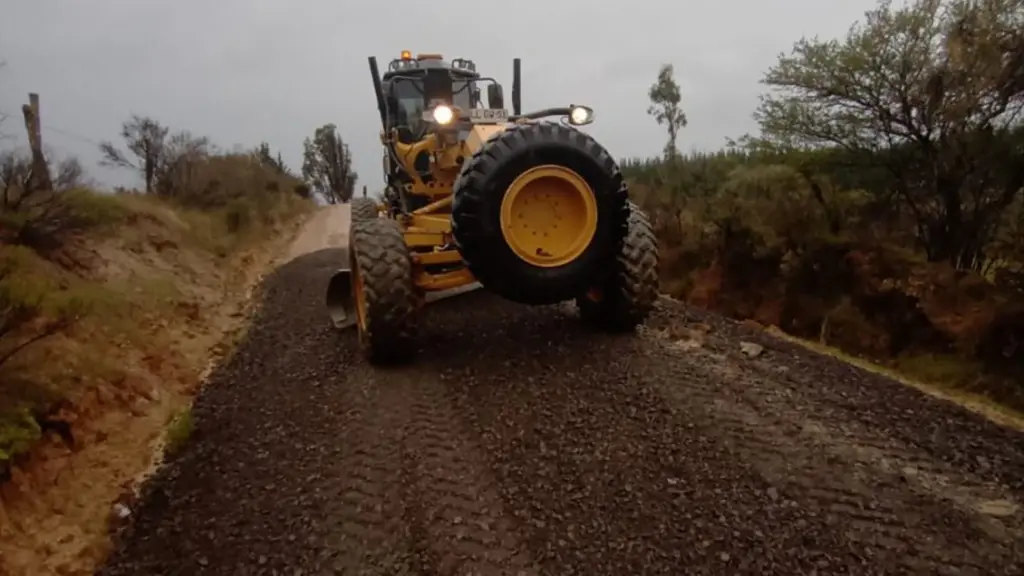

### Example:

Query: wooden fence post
xmin=21 ymin=93 xmax=53 ymax=191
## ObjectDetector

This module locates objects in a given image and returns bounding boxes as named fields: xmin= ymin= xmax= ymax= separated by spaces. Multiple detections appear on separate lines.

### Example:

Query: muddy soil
xmin=98 ymin=217 xmax=1024 ymax=574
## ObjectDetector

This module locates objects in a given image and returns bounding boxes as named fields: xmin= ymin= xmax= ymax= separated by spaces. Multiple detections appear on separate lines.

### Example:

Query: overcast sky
xmin=0 ymin=0 xmax=881 ymax=192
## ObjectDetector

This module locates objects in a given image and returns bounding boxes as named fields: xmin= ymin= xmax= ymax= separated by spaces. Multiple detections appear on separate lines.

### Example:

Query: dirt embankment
xmin=0 ymin=195 xmax=315 ymax=576
xmin=94 ymin=218 xmax=1024 ymax=575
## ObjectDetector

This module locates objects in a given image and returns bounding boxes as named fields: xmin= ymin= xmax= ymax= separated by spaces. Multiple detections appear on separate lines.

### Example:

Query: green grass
xmin=60 ymin=188 xmax=134 ymax=228
xmin=165 ymin=408 xmax=194 ymax=455
xmin=893 ymin=353 xmax=985 ymax=390
xmin=0 ymin=407 xmax=42 ymax=467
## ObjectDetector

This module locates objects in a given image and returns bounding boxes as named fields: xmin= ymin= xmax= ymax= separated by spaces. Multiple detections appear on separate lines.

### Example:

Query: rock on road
xmin=100 ymin=205 xmax=1024 ymax=575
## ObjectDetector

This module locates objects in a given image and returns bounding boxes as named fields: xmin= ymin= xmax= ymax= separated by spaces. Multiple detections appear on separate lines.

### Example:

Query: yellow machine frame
xmin=382 ymin=122 xmax=508 ymax=295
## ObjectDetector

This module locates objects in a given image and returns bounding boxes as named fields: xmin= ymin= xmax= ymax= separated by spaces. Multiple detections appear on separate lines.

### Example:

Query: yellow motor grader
xmin=326 ymin=51 xmax=659 ymax=364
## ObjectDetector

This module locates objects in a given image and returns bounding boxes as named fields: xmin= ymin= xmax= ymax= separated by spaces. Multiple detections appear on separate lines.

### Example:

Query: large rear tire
xmin=577 ymin=202 xmax=659 ymax=332
xmin=451 ymin=122 xmax=629 ymax=305
xmin=350 ymin=197 xmax=379 ymax=222
xmin=349 ymin=218 xmax=418 ymax=364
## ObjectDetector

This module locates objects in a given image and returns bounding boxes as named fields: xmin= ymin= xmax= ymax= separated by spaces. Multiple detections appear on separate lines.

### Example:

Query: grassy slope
xmin=0 ymin=188 xmax=312 ymax=575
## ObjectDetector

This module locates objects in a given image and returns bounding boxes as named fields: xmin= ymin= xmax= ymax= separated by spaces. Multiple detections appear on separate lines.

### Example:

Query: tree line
xmin=93 ymin=116 xmax=360 ymax=205
xmin=639 ymin=0 xmax=1023 ymax=276
xmin=633 ymin=0 xmax=1023 ymax=405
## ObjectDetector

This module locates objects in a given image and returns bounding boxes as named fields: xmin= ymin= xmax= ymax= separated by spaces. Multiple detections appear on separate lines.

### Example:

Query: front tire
xmin=350 ymin=197 xmax=379 ymax=222
xmin=577 ymin=202 xmax=659 ymax=331
xmin=349 ymin=218 xmax=418 ymax=364
xmin=451 ymin=122 xmax=629 ymax=305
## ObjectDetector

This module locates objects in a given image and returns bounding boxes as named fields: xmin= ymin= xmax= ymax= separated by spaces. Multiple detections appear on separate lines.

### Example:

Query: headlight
xmin=568 ymin=105 xmax=594 ymax=126
xmin=432 ymin=105 xmax=454 ymax=124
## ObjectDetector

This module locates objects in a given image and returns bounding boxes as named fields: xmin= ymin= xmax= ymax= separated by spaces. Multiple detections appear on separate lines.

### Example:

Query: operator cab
xmin=373 ymin=51 xmax=509 ymax=215
xmin=382 ymin=52 xmax=485 ymax=143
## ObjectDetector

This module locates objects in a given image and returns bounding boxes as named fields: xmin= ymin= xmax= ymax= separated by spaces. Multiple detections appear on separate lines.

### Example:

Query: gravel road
xmin=99 ymin=209 xmax=1024 ymax=575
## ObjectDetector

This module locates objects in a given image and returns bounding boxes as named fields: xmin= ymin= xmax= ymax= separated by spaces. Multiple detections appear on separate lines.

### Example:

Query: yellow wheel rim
xmin=351 ymin=249 xmax=369 ymax=337
xmin=499 ymin=165 xmax=598 ymax=268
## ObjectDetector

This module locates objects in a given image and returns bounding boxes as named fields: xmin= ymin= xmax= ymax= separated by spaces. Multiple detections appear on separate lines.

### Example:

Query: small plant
xmin=0 ymin=407 xmax=42 ymax=480
xmin=164 ymin=408 xmax=195 ymax=455
xmin=0 ymin=246 xmax=92 ymax=368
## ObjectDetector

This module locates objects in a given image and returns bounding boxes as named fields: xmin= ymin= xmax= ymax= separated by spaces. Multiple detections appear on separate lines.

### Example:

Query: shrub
xmin=0 ymin=246 xmax=92 ymax=367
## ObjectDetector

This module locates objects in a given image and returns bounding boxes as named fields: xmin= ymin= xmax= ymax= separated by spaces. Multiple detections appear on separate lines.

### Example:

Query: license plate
xmin=468 ymin=108 xmax=509 ymax=123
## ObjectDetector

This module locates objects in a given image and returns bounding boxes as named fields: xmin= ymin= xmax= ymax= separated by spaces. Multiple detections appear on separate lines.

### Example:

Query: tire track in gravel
xmin=642 ymin=340 xmax=1012 ymax=573
xmin=415 ymin=294 xmax=1024 ymax=575
xmin=677 ymin=303 xmax=1024 ymax=494
xmin=643 ymin=301 xmax=1024 ymax=573
xmin=414 ymin=298 xmax=869 ymax=575
xmin=99 ymin=244 xmax=1024 ymax=575
xmin=99 ymin=247 xmax=538 ymax=576
xmin=317 ymin=366 xmax=411 ymax=574
xmin=395 ymin=369 xmax=539 ymax=575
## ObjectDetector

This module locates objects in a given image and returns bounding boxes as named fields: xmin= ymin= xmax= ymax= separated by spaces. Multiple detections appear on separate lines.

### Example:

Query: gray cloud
xmin=0 ymin=0 xmax=879 ymax=191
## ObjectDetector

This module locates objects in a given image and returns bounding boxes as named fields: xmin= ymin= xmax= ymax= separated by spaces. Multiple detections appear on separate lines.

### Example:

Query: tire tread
xmin=350 ymin=218 xmax=418 ymax=364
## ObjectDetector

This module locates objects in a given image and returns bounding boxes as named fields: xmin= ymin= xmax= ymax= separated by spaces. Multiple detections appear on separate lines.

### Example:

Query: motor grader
xmin=326 ymin=51 xmax=660 ymax=365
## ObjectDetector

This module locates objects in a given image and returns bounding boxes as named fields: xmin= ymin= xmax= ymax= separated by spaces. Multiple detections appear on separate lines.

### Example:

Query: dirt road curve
xmin=99 ymin=206 xmax=1024 ymax=575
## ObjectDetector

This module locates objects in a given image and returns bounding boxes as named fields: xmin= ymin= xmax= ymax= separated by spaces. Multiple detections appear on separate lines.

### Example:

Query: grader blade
xmin=325 ymin=268 xmax=356 ymax=329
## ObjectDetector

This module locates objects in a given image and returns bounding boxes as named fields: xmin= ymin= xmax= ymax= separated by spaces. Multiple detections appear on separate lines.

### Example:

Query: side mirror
xmin=487 ymin=84 xmax=505 ymax=109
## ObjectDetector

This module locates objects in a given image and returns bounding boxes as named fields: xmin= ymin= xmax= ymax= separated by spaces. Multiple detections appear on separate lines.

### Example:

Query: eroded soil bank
xmin=0 ymin=202 xmax=335 ymax=576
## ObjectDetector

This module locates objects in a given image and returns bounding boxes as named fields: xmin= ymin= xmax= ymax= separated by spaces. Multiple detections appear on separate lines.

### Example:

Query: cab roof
xmin=383 ymin=53 xmax=479 ymax=80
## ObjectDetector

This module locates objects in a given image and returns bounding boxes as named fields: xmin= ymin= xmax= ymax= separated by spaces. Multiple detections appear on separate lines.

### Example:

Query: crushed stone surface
xmin=99 ymin=246 xmax=1024 ymax=575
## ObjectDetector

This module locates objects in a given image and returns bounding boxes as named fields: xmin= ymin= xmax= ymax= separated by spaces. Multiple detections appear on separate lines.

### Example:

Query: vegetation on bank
xmin=631 ymin=0 xmax=1024 ymax=410
xmin=0 ymin=110 xmax=315 ymax=477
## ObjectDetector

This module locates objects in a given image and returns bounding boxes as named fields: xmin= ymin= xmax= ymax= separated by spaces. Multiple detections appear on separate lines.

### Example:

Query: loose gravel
xmin=98 ymin=247 xmax=1024 ymax=576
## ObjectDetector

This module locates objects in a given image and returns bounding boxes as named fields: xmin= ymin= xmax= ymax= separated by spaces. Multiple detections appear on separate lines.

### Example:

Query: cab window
xmin=389 ymin=79 xmax=424 ymax=129
xmin=452 ymin=80 xmax=475 ymax=109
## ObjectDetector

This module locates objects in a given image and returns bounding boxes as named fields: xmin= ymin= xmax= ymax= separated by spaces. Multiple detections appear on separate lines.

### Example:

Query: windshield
xmin=390 ymin=76 xmax=478 ymax=116
xmin=452 ymin=81 xmax=474 ymax=109
xmin=387 ymin=76 xmax=483 ymax=138
xmin=390 ymin=79 xmax=425 ymax=132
